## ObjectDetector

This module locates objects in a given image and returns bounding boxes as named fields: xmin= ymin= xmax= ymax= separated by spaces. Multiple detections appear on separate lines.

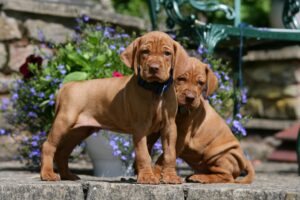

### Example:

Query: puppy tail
xmin=235 ymin=159 xmax=255 ymax=184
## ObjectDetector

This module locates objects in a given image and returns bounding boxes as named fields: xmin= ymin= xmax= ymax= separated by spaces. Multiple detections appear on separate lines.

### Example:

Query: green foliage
xmin=112 ymin=0 xmax=149 ymax=19
xmin=208 ymin=0 xmax=271 ymax=27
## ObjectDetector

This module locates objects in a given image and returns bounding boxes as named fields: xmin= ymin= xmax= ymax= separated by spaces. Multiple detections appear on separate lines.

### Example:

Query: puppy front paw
xmin=137 ymin=173 xmax=160 ymax=184
xmin=41 ymin=171 xmax=60 ymax=181
xmin=152 ymin=165 xmax=162 ymax=180
xmin=161 ymin=168 xmax=182 ymax=184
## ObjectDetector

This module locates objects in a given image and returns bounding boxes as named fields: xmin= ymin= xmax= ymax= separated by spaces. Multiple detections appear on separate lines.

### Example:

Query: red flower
xmin=19 ymin=55 xmax=43 ymax=79
xmin=112 ymin=71 xmax=123 ymax=77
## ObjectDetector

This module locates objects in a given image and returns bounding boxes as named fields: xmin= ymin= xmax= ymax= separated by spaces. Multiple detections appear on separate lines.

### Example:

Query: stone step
xmin=267 ymin=150 xmax=297 ymax=162
xmin=275 ymin=123 xmax=300 ymax=141
xmin=0 ymin=173 xmax=300 ymax=200
xmin=267 ymin=123 xmax=299 ymax=162
xmin=245 ymin=118 xmax=299 ymax=131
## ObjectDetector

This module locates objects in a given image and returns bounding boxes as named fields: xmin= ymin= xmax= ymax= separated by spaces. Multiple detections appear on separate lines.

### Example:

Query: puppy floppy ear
xmin=172 ymin=41 xmax=189 ymax=78
xmin=205 ymin=65 xmax=218 ymax=96
xmin=120 ymin=37 xmax=141 ymax=75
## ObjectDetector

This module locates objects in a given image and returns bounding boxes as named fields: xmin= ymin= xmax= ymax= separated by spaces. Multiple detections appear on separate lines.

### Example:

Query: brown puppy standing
xmin=40 ymin=31 xmax=188 ymax=184
xmin=149 ymin=57 xmax=255 ymax=184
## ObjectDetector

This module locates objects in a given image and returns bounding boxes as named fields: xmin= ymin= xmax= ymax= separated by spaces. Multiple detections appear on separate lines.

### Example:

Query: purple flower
xmin=37 ymin=131 xmax=47 ymax=137
xmin=29 ymin=149 xmax=40 ymax=158
xmin=123 ymin=141 xmax=130 ymax=147
xmin=104 ymin=27 xmax=115 ymax=38
xmin=95 ymin=26 xmax=102 ymax=31
xmin=241 ymin=88 xmax=248 ymax=104
xmin=31 ymin=141 xmax=38 ymax=147
xmin=226 ymin=117 xmax=232 ymax=124
xmin=30 ymin=88 xmax=36 ymax=95
xmin=75 ymin=17 xmax=82 ymax=24
xmin=197 ymin=45 xmax=204 ymax=55
xmin=231 ymin=120 xmax=246 ymax=136
xmin=38 ymin=92 xmax=45 ymax=98
xmin=57 ymin=64 xmax=66 ymax=75
xmin=109 ymin=140 xmax=118 ymax=149
xmin=168 ymin=33 xmax=176 ymax=39
xmin=214 ymin=72 xmax=221 ymax=80
xmin=45 ymin=75 xmax=51 ymax=81
xmin=113 ymin=149 xmax=121 ymax=156
xmin=49 ymin=100 xmax=55 ymax=106
xmin=28 ymin=111 xmax=37 ymax=118
xmin=105 ymin=63 xmax=112 ymax=67
xmin=104 ymin=29 xmax=111 ymax=38
xmin=37 ymin=29 xmax=45 ymax=42
xmin=0 ymin=129 xmax=6 ymax=135
xmin=131 ymin=151 xmax=135 ymax=158
xmin=176 ymin=158 xmax=183 ymax=164
xmin=121 ymin=155 xmax=127 ymax=161
xmin=82 ymin=14 xmax=90 ymax=23
xmin=117 ymin=46 xmax=125 ymax=54
xmin=32 ymin=135 xmax=40 ymax=141
xmin=236 ymin=113 xmax=242 ymax=119
xmin=1 ymin=98 xmax=10 ymax=111
xmin=109 ymin=45 xmax=116 ymax=50
xmin=121 ymin=33 xmax=130 ymax=38
xmin=74 ymin=25 xmax=81 ymax=32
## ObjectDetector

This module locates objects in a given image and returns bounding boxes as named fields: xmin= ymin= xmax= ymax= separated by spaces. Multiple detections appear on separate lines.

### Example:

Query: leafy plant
xmin=0 ymin=16 xmax=135 ymax=168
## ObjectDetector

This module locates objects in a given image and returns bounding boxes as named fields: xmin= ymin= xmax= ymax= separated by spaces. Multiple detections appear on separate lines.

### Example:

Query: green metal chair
xmin=147 ymin=0 xmax=300 ymax=175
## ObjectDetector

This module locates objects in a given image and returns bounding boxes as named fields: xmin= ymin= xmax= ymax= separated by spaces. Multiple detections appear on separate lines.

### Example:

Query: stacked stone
xmin=243 ymin=46 xmax=300 ymax=120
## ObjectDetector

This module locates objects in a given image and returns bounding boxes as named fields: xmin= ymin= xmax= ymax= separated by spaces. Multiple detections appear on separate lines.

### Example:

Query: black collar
xmin=137 ymin=67 xmax=173 ymax=96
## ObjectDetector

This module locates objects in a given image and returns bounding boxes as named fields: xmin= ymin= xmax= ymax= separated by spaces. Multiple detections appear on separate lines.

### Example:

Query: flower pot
xmin=85 ymin=131 xmax=127 ymax=177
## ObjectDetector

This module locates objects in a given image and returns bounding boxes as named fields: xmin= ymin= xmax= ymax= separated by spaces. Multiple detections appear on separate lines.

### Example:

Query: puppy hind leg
xmin=54 ymin=127 xmax=93 ymax=180
xmin=187 ymin=166 xmax=234 ymax=184
xmin=40 ymin=114 xmax=76 ymax=181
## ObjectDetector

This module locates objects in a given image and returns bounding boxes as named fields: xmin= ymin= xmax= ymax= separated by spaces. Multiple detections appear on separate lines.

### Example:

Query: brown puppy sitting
xmin=149 ymin=57 xmax=255 ymax=184
xmin=40 ymin=31 xmax=189 ymax=184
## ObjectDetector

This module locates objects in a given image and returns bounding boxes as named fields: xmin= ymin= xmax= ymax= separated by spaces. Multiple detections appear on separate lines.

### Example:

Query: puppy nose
xmin=149 ymin=63 xmax=160 ymax=74
xmin=185 ymin=92 xmax=195 ymax=103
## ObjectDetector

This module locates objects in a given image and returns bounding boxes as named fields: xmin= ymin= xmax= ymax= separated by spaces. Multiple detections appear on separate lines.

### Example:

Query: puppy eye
xmin=198 ymin=81 xmax=205 ymax=86
xmin=177 ymin=77 xmax=186 ymax=82
xmin=164 ymin=51 xmax=171 ymax=56
xmin=141 ymin=49 xmax=150 ymax=55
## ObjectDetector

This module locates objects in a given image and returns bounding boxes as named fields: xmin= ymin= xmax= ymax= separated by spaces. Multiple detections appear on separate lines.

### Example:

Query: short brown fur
xmin=149 ymin=57 xmax=255 ymax=184
xmin=40 ymin=31 xmax=189 ymax=184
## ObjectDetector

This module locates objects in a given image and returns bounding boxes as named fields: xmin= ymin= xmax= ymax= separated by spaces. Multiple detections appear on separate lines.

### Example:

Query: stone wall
xmin=243 ymin=46 xmax=300 ymax=120
xmin=0 ymin=0 xmax=145 ymax=95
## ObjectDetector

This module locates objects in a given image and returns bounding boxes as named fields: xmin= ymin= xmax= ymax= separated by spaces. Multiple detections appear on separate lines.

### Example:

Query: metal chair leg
xmin=297 ymin=126 xmax=300 ymax=175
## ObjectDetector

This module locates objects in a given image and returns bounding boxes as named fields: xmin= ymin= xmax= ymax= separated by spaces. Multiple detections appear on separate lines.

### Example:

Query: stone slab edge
xmin=0 ymin=0 xmax=146 ymax=30
xmin=1 ymin=181 xmax=300 ymax=200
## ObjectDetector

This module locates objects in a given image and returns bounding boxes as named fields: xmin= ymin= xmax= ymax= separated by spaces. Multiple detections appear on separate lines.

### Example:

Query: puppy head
xmin=120 ymin=31 xmax=188 ymax=83
xmin=175 ymin=57 xmax=218 ymax=109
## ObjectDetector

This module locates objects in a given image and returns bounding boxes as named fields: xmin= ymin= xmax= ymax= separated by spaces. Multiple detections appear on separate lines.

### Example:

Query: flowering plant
xmin=0 ymin=16 xmax=140 ymax=169
xmin=194 ymin=45 xmax=249 ymax=138
xmin=0 ymin=16 xmax=248 ymax=170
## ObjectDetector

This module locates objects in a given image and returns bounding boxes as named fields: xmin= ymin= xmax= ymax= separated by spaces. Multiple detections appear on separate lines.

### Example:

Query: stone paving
xmin=0 ymin=161 xmax=300 ymax=200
